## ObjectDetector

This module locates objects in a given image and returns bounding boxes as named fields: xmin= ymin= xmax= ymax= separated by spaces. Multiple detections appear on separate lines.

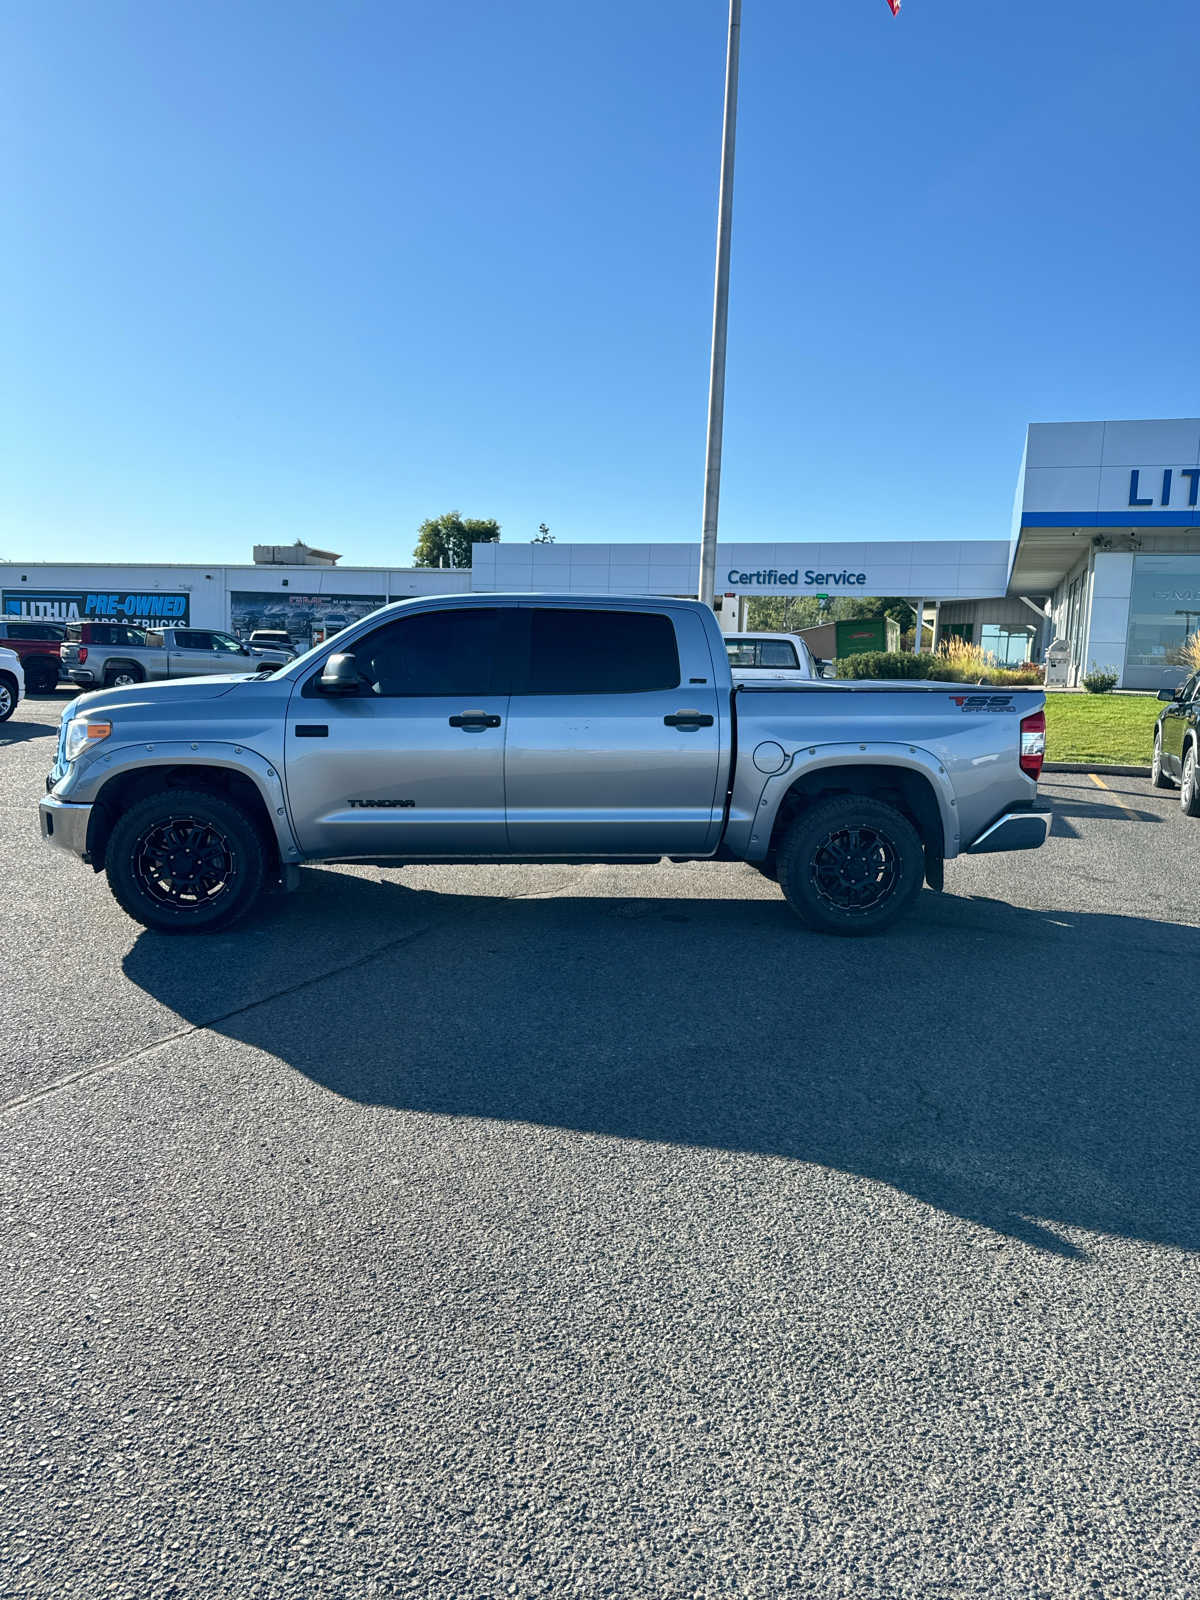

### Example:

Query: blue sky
xmin=5 ymin=0 xmax=1199 ymax=566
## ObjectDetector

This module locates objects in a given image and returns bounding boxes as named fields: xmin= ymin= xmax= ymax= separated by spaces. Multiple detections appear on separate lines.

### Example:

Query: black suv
xmin=1152 ymin=671 xmax=1200 ymax=814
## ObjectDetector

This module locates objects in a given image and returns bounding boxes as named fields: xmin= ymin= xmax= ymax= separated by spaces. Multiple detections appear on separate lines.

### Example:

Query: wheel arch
xmin=101 ymin=658 xmax=145 ymax=684
xmin=82 ymin=747 xmax=296 ymax=873
xmin=760 ymin=755 xmax=953 ymax=891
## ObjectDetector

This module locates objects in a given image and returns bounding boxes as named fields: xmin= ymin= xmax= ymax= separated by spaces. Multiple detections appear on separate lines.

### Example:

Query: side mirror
xmin=1158 ymin=687 xmax=1181 ymax=702
xmin=318 ymin=652 xmax=361 ymax=695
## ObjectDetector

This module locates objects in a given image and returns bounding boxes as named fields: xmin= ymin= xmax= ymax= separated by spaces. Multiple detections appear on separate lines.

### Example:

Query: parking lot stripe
xmin=1087 ymin=771 xmax=1143 ymax=822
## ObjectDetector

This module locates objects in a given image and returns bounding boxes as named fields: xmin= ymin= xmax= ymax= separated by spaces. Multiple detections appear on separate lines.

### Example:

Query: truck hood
xmin=63 ymin=672 xmax=276 ymax=719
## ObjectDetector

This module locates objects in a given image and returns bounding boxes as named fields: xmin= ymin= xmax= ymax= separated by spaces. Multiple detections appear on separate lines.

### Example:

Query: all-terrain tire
xmin=1181 ymin=746 xmax=1200 ymax=818
xmin=1150 ymin=731 xmax=1172 ymax=789
xmin=776 ymin=793 xmax=925 ymax=936
xmin=106 ymin=787 xmax=268 ymax=933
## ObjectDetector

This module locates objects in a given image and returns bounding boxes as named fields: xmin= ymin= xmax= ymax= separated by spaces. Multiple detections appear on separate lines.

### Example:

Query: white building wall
xmin=0 ymin=562 xmax=465 ymax=632
xmin=1021 ymin=419 xmax=1200 ymax=523
xmin=1085 ymin=554 xmax=1134 ymax=682
xmin=472 ymin=541 xmax=1011 ymax=600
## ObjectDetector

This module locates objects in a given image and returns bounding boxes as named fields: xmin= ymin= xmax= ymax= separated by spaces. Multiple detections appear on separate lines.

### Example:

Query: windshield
xmin=257 ymin=601 xmax=400 ymax=680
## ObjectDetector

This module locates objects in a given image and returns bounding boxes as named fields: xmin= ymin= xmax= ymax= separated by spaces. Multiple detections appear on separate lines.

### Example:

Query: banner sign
xmin=1 ymin=589 xmax=190 ymax=626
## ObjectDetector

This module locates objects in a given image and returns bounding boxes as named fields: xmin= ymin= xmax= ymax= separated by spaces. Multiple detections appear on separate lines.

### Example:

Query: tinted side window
xmin=348 ymin=608 xmax=502 ymax=697
xmin=175 ymin=631 xmax=213 ymax=650
xmin=526 ymin=609 xmax=680 ymax=694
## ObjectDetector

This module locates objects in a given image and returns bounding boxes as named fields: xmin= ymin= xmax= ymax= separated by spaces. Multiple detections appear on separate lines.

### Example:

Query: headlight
xmin=64 ymin=716 xmax=112 ymax=762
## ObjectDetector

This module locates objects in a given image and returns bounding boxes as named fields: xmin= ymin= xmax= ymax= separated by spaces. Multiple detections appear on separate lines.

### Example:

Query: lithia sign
xmin=2 ymin=589 xmax=191 ymax=625
xmin=1128 ymin=469 xmax=1200 ymax=509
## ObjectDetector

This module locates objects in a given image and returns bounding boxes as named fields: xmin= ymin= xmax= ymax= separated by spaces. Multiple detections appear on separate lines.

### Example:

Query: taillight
xmin=77 ymin=646 xmax=88 ymax=663
xmin=1020 ymin=709 xmax=1045 ymax=781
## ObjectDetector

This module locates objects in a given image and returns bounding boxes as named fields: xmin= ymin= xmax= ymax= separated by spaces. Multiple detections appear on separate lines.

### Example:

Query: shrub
xmin=1082 ymin=664 xmax=1119 ymax=694
xmin=1174 ymin=630 xmax=1200 ymax=673
xmin=834 ymin=650 xmax=1045 ymax=687
xmin=938 ymin=635 xmax=991 ymax=681
xmin=835 ymin=651 xmax=974 ymax=682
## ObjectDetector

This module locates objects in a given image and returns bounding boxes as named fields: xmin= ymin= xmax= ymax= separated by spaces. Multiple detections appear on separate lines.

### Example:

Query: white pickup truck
xmin=40 ymin=595 xmax=1049 ymax=937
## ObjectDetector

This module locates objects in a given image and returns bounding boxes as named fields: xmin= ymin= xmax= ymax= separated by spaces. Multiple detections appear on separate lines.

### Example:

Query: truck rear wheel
xmin=24 ymin=661 xmax=57 ymax=694
xmin=776 ymin=794 xmax=924 ymax=936
xmin=106 ymin=788 xmax=267 ymax=934
xmin=104 ymin=664 xmax=144 ymax=688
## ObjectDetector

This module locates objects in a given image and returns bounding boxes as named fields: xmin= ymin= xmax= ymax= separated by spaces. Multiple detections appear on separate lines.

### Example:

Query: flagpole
xmin=698 ymin=0 xmax=741 ymax=610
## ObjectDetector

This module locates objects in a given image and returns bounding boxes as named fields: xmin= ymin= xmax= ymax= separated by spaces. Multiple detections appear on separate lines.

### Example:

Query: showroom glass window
xmin=1126 ymin=556 xmax=1200 ymax=672
xmin=347 ymin=607 xmax=503 ymax=696
xmin=980 ymin=625 xmax=1035 ymax=666
xmin=525 ymin=609 xmax=680 ymax=694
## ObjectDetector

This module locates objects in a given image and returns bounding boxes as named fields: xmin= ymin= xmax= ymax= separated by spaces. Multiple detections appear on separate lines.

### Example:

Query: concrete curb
xmin=1044 ymin=762 xmax=1151 ymax=777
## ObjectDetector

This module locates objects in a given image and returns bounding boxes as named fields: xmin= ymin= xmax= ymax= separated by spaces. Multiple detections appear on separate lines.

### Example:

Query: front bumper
xmin=39 ymin=794 xmax=94 ymax=859
xmin=965 ymin=810 xmax=1051 ymax=855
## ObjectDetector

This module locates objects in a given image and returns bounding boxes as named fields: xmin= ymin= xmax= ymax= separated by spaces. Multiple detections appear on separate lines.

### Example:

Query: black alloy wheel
xmin=106 ymin=787 xmax=267 ymax=933
xmin=133 ymin=816 xmax=237 ymax=910
xmin=809 ymin=822 xmax=900 ymax=915
xmin=777 ymin=793 xmax=924 ymax=936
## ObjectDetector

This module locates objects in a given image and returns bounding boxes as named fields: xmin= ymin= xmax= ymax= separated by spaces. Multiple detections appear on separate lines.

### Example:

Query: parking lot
xmin=3 ymin=690 xmax=1198 ymax=1599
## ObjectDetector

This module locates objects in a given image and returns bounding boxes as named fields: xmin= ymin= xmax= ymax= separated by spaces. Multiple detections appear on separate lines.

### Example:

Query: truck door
xmin=283 ymin=605 xmax=512 ymax=857
xmin=503 ymin=605 xmax=724 ymax=856
xmin=169 ymin=630 xmax=230 ymax=677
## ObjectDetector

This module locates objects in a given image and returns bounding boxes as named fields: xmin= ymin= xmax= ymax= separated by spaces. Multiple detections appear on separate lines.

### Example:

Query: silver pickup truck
xmin=60 ymin=625 xmax=291 ymax=689
xmin=39 ymin=595 xmax=1049 ymax=936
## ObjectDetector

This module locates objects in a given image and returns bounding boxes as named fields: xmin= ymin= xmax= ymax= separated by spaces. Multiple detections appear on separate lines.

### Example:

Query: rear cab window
xmin=725 ymin=638 xmax=800 ymax=668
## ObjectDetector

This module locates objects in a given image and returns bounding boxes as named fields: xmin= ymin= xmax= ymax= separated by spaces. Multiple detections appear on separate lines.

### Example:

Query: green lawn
xmin=1043 ymin=691 xmax=1160 ymax=766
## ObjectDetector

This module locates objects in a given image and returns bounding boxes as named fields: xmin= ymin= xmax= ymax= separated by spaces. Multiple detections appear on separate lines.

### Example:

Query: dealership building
xmin=5 ymin=418 xmax=1200 ymax=690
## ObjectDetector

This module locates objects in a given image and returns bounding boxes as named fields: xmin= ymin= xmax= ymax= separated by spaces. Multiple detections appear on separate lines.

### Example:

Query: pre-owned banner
xmin=2 ymin=589 xmax=190 ymax=626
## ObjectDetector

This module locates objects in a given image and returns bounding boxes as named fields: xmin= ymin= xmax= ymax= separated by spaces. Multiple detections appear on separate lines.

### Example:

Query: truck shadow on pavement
xmin=0 ymin=719 xmax=60 ymax=744
xmin=123 ymin=867 xmax=1199 ymax=1262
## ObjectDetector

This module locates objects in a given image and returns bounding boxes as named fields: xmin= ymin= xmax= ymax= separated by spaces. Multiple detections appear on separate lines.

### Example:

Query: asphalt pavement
xmin=2 ymin=689 xmax=1198 ymax=1599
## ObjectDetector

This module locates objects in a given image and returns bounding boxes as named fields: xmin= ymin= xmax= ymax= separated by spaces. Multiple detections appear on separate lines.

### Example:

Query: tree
xmin=747 ymin=593 xmax=918 ymax=635
xmin=745 ymin=595 xmax=826 ymax=632
xmin=531 ymin=523 xmax=555 ymax=544
xmin=412 ymin=511 xmax=500 ymax=569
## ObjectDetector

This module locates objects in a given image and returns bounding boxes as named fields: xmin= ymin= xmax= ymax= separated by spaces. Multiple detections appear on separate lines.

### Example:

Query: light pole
xmin=698 ymin=0 xmax=742 ymax=610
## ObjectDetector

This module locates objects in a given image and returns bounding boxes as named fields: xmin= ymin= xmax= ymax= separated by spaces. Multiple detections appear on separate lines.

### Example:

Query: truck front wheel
xmin=776 ymin=794 xmax=924 ymax=936
xmin=106 ymin=788 xmax=267 ymax=933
